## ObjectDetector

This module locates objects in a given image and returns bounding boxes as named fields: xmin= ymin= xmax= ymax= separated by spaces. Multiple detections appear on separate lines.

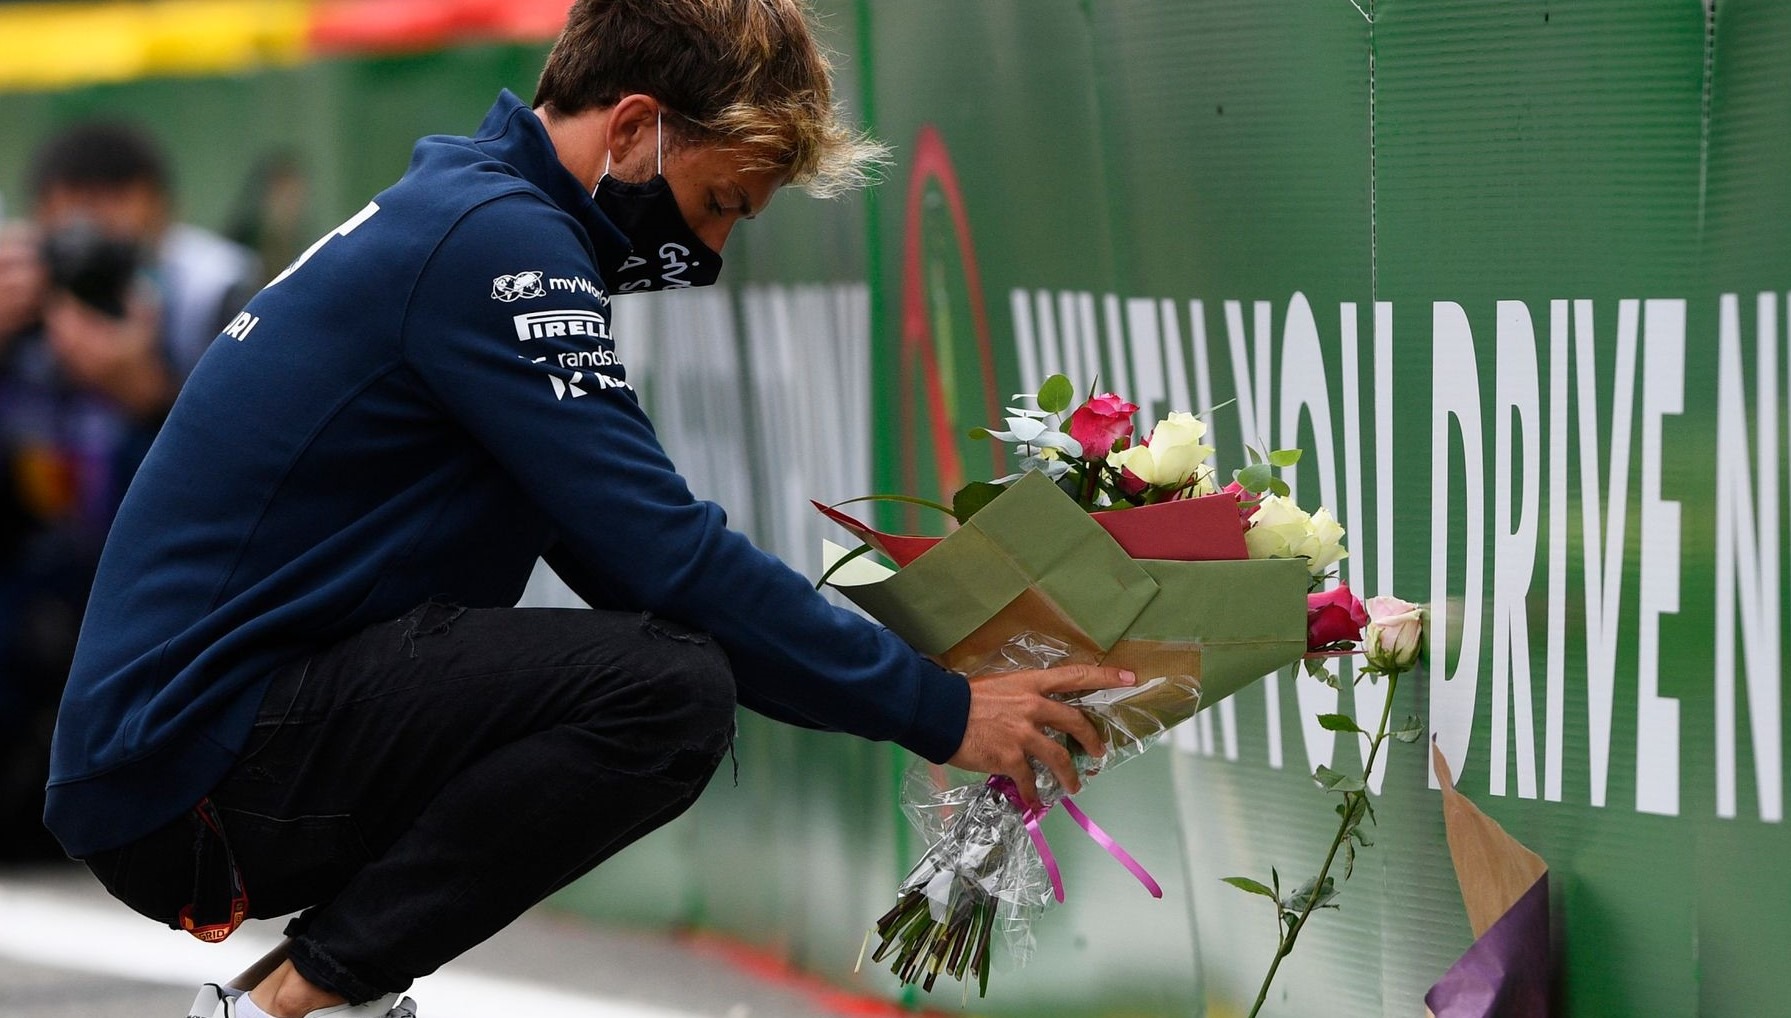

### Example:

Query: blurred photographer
xmin=0 ymin=121 xmax=257 ymax=859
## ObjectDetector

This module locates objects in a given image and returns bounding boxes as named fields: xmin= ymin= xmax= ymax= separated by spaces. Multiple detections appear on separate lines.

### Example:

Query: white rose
xmin=1363 ymin=595 xmax=1425 ymax=673
xmin=1106 ymin=412 xmax=1215 ymax=491
xmin=1243 ymin=494 xmax=1310 ymax=560
xmin=1298 ymin=507 xmax=1349 ymax=575
xmin=1244 ymin=497 xmax=1350 ymax=577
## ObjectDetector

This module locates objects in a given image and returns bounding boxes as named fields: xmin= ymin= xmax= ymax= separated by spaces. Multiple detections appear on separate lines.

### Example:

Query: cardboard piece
xmin=822 ymin=472 xmax=1308 ymax=709
xmin=1425 ymin=742 xmax=1553 ymax=1018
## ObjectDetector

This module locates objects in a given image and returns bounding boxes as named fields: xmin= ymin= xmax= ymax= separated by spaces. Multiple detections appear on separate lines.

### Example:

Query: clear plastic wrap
xmin=868 ymin=632 xmax=1203 ymax=995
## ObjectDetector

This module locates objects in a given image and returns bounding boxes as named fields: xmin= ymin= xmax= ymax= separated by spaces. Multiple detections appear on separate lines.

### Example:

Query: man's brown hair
xmin=534 ymin=0 xmax=884 ymax=197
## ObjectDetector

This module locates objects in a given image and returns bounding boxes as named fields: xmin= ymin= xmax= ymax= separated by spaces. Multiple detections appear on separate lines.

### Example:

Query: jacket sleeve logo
xmin=491 ymin=270 xmax=546 ymax=302
xmin=512 ymin=309 xmax=611 ymax=342
xmin=511 ymin=308 xmax=630 ymax=400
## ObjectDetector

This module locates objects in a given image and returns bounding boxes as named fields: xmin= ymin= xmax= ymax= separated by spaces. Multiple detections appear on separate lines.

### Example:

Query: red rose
xmin=1306 ymin=583 xmax=1367 ymax=650
xmin=1114 ymin=465 xmax=1148 ymax=496
xmin=1068 ymin=393 xmax=1139 ymax=457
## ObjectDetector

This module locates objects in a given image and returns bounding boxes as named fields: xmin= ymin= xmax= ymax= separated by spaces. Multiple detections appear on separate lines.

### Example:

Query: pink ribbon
xmin=988 ymin=776 xmax=1163 ymax=903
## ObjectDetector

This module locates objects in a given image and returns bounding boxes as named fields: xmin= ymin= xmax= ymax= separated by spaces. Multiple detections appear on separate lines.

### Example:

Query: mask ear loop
xmin=593 ymin=149 xmax=611 ymax=200
xmin=591 ymin=105 xmax=664 ymax=199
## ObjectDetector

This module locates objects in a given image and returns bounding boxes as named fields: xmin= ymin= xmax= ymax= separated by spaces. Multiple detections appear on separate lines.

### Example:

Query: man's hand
xmin=947 ymin=663 xmax=1136 ymax=808
xmin=0 ymin=223 xmax=47 ymax=344
xmin=44 ymin=288 xmax=173 ymax=419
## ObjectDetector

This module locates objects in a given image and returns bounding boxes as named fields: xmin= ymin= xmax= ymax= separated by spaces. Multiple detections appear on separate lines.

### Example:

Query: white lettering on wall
xmin=1009 ymin=286 xmax=1776 ymax=825
xmin=1576 ymin=299 xmax=1639 ymax=808
xmin=1281 ymin=293 xmax=1341 ymax=774
xmin=1715 ymin=292 xmax=1783 ymax=822
xmin=1545 ymin=300 xmax=1570 ymax=802
xmin=1341 ymin=303 xmax=1388 ymax=792
xmin=1429 ymin=302 xmax=1486 ymax=789
xmin=1225 ymin=299 xmax=1286 ymax=769
xmin=1492 ymin=300 xmax=1541 ymax=799
xmin=1636 ymin=299 xmax=1686 ymax=816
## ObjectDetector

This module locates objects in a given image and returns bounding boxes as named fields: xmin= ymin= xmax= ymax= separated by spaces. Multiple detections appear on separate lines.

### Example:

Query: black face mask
xmin=592 ymin=172 xmax=724 ymax=293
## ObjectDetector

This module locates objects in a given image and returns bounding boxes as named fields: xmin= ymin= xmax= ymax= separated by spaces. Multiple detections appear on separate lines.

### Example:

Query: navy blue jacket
xmin=46 ymin=91 xmax=970 ymax=857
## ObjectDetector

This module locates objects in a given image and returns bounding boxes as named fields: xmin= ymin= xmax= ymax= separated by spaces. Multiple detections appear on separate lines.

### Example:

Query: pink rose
xmin=1068 ymin=393 xmax=1138 ymax=457
xmin=1363 ymin=595 xmax=1425 ymax=672
xmin=1306 ymin=583 xmax=1368 ymax=650
xmin=1220 ymin=480 xmax=1255 ymax=521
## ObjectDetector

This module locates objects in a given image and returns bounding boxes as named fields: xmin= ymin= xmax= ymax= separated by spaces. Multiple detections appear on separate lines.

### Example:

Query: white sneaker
xmin=188 ymin=984 xmax=240 ymax=1018
xmin=186 ymin=984 xmax=418 ymax=1018
xmin=292 ymin=993 xmax=419 ymax=1018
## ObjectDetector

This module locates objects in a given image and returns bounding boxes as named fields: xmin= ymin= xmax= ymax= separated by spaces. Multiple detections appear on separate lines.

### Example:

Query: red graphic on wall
xmin=899 ymin=125 xmax=1005 ymax=502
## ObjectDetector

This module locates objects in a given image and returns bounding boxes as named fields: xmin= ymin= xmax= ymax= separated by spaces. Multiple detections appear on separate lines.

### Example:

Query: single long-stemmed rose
xmin=1226 ymin=595 xmax=1427 ymax=1018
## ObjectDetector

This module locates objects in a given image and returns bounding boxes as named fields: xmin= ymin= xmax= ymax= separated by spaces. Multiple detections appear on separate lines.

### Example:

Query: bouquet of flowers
xmin=817 ymin=376 xmax=1371 ymax=997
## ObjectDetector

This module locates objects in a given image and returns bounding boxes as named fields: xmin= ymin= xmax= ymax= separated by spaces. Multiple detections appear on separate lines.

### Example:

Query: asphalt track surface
xmin=0 ymin=864 xmax=854 ymax=1018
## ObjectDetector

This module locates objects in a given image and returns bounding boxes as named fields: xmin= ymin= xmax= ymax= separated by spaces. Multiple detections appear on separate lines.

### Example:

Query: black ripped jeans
xmin=85 ymin=605 xmax=737 ymax=1003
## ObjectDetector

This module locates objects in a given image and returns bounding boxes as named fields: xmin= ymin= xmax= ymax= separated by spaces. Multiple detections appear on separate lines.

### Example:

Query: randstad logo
xmin=512 ymin=309 xmax=611 ymax=343
xmin=522 ymin=355 xmax=632 ymax=400
xmin=491 ymin=271 xmax=546 ymax=302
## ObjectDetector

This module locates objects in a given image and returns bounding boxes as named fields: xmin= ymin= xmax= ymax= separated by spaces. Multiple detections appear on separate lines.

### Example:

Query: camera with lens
xmin=40 ymin=222 xmax=141 ymax=319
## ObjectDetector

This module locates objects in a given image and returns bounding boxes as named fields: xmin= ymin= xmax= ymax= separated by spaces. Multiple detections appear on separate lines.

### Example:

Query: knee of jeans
xmin=636 ymin=616 xmax=736 ymax=724
xmin=668 ymin=642 xmax=738 ymax=739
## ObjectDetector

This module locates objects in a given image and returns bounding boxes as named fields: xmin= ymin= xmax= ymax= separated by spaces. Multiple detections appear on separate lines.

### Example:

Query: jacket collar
xmin=471 ymin=90 xmax=634 ymax=280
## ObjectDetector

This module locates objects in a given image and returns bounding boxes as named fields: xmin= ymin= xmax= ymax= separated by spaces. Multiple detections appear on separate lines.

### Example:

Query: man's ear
xmin=603 ymin=93 xmax=662 ymax=175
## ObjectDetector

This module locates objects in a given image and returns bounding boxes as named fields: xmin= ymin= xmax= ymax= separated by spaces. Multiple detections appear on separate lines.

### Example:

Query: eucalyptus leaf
xmin=1031 ymin=430 xmax=1085 ymax=458
xmin=1037 ymin=374 xmax=1074 ymax=414
xmin=966 ymin=426 xmax=990 ymax=440
xmin=1222 ymin=876 xmax=1278 ymax=900
xmin=1268 ymin=448 xmax=1303 ymax=468
xmin=1268 ymin=477 xmax=1292 ymax=498
xmin=1392 ymin=715 xmax=1425 ymax=743
xmin=1021 ymin=456 xmax=1073 ymax=479
xmin=1235 ymin=462 xmax=1274 ymax=492
xmin=1316 ymin=713 xmax=1366 ymax=735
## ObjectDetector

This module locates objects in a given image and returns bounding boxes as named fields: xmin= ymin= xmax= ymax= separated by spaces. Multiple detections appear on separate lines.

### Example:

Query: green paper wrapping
xmin=826 ymin=471 xmax=1310 ymax=713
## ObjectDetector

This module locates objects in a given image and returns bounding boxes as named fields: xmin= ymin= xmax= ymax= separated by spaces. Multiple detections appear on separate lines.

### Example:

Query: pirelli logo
xmin=512 ymin=309 xmax=611 ymax=343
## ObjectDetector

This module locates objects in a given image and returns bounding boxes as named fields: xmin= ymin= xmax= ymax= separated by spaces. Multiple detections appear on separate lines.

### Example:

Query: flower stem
xmin=1245 ymin=669 xmax=1401 ymax=1018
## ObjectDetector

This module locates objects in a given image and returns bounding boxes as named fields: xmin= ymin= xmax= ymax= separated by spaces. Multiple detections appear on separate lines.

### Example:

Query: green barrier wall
xmin=5 ymin=3 xmax=1789 ymax=1015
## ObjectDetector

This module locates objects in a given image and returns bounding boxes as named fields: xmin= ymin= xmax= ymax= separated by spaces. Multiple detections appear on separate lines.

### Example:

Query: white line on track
xmin=0 ymin=883 xmax=711 ymax=1018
